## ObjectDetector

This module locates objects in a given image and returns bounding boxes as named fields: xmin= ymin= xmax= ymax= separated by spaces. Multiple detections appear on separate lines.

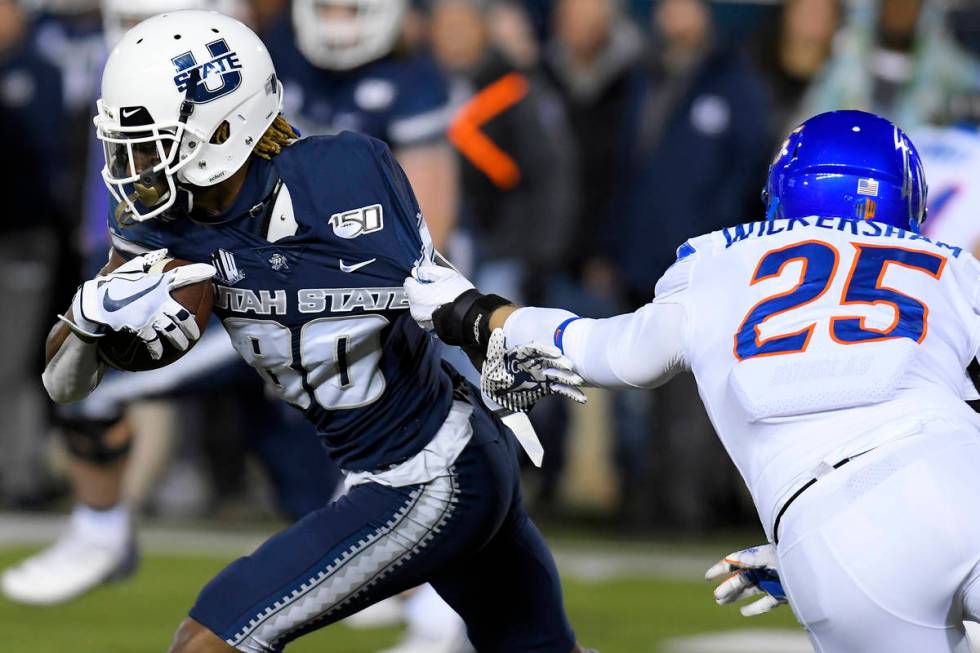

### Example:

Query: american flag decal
xmin=857 ymin=178 xmax=880 ymax=197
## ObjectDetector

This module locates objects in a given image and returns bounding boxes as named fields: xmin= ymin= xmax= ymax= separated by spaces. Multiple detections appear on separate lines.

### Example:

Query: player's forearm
xmin=42 ymin=319 xmax=105 ymax=403
xmin=416 ymin=268 xmax=687 ymax=387
xmin=41 ymin=249 xmax=125 ymax=401
xmin=45 ymin=250 xmax=126 ymax=364
xmin=489 ymin=305 xmax=518 ymax=332
xmin=501 ymin=303 xmax=689 ymax=389
xmin=45 ymin=318 xmax=73 ymax=366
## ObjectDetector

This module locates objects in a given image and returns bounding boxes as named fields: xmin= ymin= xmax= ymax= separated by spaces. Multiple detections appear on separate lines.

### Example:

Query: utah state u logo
xmin=172 ymin=39 xmax=243 ymax=103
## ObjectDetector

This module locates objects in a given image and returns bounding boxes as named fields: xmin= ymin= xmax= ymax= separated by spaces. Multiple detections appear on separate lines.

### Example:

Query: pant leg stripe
xmin=228 ymin=472 xmax=459 ymax=652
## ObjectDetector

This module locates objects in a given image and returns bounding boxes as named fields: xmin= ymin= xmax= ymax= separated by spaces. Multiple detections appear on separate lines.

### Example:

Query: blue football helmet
xmin=763 ymin=110 xmax=928 ymax=232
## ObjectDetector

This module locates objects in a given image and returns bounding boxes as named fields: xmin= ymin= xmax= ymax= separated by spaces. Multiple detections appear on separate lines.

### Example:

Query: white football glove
xmin=705 ymin=543 xmax=788 ymax=617
xmin=404 ymin=259 xmax=475 ymax=331
xmin=62 ymin=249 xmax=216 ymax=360
xmin=481 ymin=329 xmax=587 ymax=413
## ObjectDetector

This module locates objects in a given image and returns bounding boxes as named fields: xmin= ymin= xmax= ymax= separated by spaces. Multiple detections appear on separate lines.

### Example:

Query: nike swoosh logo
xmin=121 ymin=108 xmax=141 ymax=118
xmin=339 ymin=258 xmax=377 ymax=273
xmin=103 ymin=278 xmax=164 ymax=312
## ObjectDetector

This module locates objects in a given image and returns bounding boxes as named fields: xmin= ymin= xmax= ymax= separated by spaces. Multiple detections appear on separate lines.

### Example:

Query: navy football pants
xmin=189 ymin=404 xmax=576 ymax=652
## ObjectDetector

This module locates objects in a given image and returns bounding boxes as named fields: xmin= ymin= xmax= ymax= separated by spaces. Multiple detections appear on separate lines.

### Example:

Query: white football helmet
xmin=101 ymin=0 xmax=249 ymax=48
xmin=95 ymin=10 xmax=283 ymax=221
xmin=292 ymin=0 xmax=407 ymax=71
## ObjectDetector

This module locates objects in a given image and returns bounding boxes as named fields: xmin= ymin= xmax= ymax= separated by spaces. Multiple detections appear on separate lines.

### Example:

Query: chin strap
xmin=161 ymin=188 xmax=194 ymax=223
xmin=177 ymin=69 xmax=198 ymax=124
xmin=166 ymin=68 xmax=200 ymax=221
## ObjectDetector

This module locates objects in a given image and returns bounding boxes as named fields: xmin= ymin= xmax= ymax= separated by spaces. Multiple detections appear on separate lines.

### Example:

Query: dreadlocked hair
xmin=210 ymin=120 xmax=231 ymax=145
xmin=253 ymin=115 xmax=299 ymax=160
xmin=205 ymin=116 xmax=296 ymax=159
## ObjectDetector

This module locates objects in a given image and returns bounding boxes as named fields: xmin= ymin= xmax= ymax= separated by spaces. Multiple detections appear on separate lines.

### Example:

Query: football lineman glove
xmin=405 ymin=260 xmax=477 ymax=332
xmin=61 ymin=249 xmax=215 ymax=360
xmin=481 ymin=329 xmax=586 ymax=413
xmin=705 ymin=544 xmax=787 ymax=617
xmin=406 ymin=259 xmax=513 ymax=349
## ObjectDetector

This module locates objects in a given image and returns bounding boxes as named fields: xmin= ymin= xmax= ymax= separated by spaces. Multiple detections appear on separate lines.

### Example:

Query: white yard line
xmin=0 ymin=513 xmax=268 ymax=557
xmin=0 ymin=512 xmax=714 ymax=579
xmin=552 ymin=550 xmax=713 ymax=581
xmin=663 ymin=630 xmax=814 ymax=653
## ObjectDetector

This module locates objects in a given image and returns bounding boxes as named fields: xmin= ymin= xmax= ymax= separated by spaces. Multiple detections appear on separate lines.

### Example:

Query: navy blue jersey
xmin=263 ymin=16 xmax=450 ymax=148
xmin=108 ymin=133 xmax=453 ymax=472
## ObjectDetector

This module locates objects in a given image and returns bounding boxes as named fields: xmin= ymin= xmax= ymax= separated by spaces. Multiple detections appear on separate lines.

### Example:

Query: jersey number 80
xmin=734 ymin=240 xmax=947 ymax=361
xmin=224 ymin=315 xmax=387 ymax=411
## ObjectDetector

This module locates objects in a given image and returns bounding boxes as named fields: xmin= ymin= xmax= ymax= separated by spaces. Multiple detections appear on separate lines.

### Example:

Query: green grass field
xmin=0 ymin=541 xmax=804 ymax=653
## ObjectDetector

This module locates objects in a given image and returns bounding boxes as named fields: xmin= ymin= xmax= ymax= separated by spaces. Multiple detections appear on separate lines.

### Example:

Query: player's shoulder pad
xmin=273 ymin=132 xmax=395 ymax=192
xmin=655 ymin=238 xmax=703 ymax=299
xmin=297 ymin=131 xmax=410 ymax=196
xmin=278 ymin=132 xmax=424 ymax=262
xmin=280 ymin=130 xmax=380 ymax=161
xmin=954 ymin=250 xmax=980 ymax=312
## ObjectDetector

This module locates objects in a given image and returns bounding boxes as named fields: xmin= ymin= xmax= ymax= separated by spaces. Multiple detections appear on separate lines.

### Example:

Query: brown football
xmin=98 ymin=258 xmax=214 ymax=372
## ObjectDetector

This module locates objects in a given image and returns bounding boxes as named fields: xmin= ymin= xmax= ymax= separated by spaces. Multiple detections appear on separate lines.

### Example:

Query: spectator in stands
xmin=613 ymin=0 xmax=771 ymax=302
xmin=0 ymin=0 xmax=65 ymax=504
xmin=486 ymin=0 xmax=540 ymax=69
xmin=543 ymin=0 xmax=644 ymax=294
xmin=251 ymin=0 xmax=287 ymax=33
xmin=432 ymin=0 xmax=577 ymax=304
xmin=1 ymin=0 xmax=65 ymax=195
xmin=798 ymin=0 xmax=980 ymax=129
xmin=947 ymin=2 xmax=980 ymax=65
xmin=611 ymin=0 xmax=770 ymax=531
xmin=539 ymin=0 xmax=650 ymax=522
xmin=27 ymin=0 xmax=104 ymax=218
xmin=752 ymin=0 xmax=843 ymax=145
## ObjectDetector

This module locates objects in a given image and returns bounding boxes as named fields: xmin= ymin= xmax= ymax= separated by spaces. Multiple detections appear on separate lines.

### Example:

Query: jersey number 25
xmin=734 ymin=240 xmax=946 ymax=361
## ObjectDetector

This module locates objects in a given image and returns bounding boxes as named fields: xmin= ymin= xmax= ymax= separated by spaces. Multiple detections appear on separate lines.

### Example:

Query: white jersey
xmin=664 ymin=217 xmax=980 ymax=538
xmin=916 ymin=126 xmax=980 ymax=251
xmin=505 ymin=216 xmax=980 ymax=540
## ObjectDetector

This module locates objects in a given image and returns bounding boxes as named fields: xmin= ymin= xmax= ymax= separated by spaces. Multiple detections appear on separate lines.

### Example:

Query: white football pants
xmin=776 ymin=419 xmax=980 ymax=653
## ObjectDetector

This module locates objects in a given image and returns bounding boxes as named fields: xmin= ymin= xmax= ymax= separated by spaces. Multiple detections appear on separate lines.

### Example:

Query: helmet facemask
xmin=894 ymin=127 xmax=928 ymax=231
xmin=96 ymin=61 xmax=210 ymax=223
xmin=97 ymin=107 xmax=201 ymax=222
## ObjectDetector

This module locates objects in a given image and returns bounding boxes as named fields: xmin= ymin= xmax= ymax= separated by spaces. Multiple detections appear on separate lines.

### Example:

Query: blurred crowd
xmin=1 ymin=0 xmax=979 ymax=533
